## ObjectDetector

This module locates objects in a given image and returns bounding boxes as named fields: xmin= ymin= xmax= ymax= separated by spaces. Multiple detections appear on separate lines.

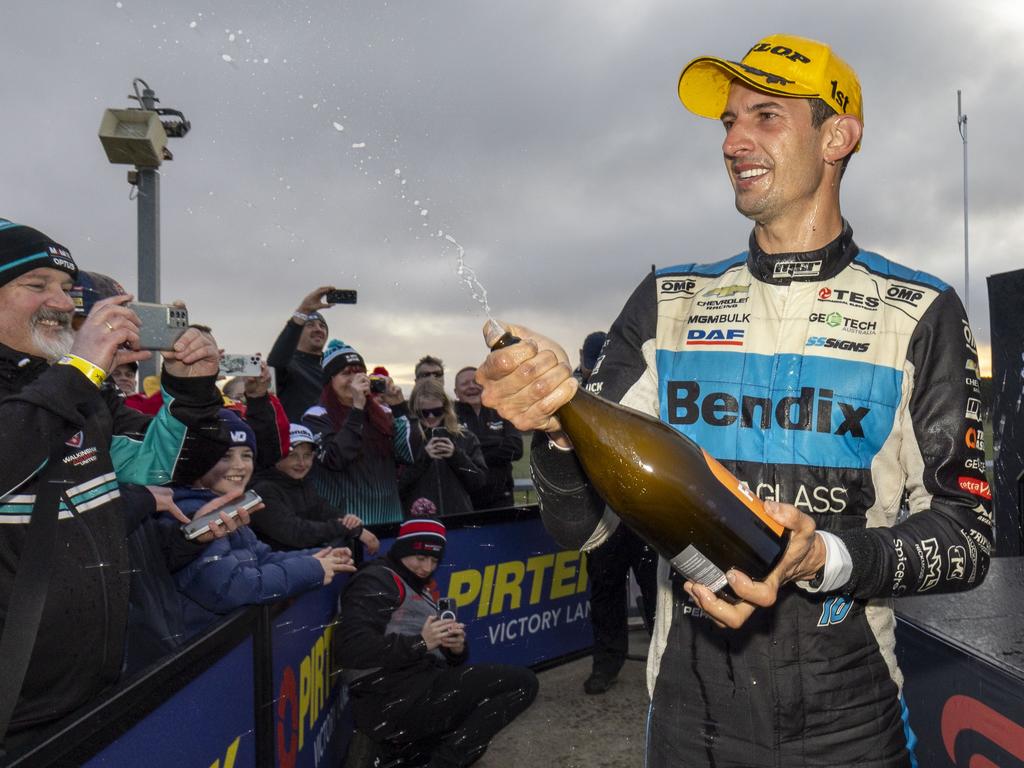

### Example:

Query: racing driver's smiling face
xmin=720 ymin=81 xmax=828 ymax=229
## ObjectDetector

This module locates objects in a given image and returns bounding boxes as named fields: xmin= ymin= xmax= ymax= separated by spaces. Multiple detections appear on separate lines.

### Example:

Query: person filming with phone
xmin=336 ymin=514 xmax=537 ymax=766
xmin=400 ymin=377 xmax=488 ymax=518
xmin=0 ymin=220 xmax=235 ymax=752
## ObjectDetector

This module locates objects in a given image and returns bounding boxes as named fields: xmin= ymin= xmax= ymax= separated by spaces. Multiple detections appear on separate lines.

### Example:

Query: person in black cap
xmin=336 ymin=513 xmax=538 ymax=767
xmin=0 ymin=218 xmax=233 ymax=751
xmin=267 ymin=285 xmax=339 ymax=421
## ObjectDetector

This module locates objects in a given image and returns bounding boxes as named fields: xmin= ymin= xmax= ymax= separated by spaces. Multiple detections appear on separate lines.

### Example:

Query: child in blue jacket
xmin=167 ymin=409 xmax=355 ymax=639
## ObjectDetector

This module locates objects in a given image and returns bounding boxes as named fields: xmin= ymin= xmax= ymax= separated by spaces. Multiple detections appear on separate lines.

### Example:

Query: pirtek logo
xmin=667 ymin=381 xmax=870 ymax=437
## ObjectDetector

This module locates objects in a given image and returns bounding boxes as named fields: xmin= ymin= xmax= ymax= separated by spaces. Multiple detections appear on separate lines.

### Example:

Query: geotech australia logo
xmin=808 ymin=311 xmax=877 ymax=334
xmin=667 ymin=381 xmax=870 ymax=437
xmin=686 ymin=328 xmax=745 ymax=346
xmin=816 ymin=287 xmax=880 ymax=310
xmin=660 ymin=278 xmax=697 ymax=297
xmin=806 ymin=336 xmax=870 ymax=353
xmin=958 ymin=476 xmax=992 ymax=500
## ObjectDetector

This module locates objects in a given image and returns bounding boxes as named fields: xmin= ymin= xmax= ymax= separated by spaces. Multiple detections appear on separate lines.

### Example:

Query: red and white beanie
xmin=391 ymin=516 xmax=447 ymax=561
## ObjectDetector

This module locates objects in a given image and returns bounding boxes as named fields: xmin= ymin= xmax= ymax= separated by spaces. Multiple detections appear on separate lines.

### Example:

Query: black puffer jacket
xmin=0 ymin=343 xmax=224 ymax=734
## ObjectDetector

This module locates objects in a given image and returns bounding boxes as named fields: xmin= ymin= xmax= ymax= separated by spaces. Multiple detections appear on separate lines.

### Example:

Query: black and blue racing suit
xmin=531 ymin=222 xmax=992 ymax=767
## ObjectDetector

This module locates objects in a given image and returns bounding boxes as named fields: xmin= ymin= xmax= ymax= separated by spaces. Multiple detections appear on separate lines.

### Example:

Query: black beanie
xmin=0 ymin=219 xmax=78 ymax=287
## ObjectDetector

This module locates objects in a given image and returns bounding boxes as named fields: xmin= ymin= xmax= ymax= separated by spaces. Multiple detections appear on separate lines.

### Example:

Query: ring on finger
xmin=104 ymin=321 xmax=114 ymax=332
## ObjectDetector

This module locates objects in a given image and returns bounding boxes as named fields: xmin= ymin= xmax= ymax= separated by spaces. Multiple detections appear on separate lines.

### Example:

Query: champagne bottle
xmin=490 ymin=328 xmax=788 ymax=601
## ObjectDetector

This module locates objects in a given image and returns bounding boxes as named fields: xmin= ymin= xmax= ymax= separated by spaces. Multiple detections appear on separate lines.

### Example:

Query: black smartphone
xmin=369 ymin=375 xmax=387 ymax=394
xmin=324 ymin=289 xmax=357 ymax=305
xmin=430 ymin=427 xmax=451 ymax=440
xmin=437 ymin=598 xmax=457 ymax=621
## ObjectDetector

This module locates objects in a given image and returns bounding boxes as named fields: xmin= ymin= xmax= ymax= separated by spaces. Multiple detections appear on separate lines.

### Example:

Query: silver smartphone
xmin=181 ymin=489 xmax=262 ymax=540
xmin=219 ymin=353 xmax=262 ymax=377
xmin=127 ymin=302 xmax=189 ymax=350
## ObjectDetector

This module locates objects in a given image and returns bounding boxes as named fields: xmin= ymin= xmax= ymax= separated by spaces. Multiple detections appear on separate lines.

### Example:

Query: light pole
xmin=957 ymin=90 xmax=969 ymax=318
xmin=98 ymin=79 xmax=190 ymax=379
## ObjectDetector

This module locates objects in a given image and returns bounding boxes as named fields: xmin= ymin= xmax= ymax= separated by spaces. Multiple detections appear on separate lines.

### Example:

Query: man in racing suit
xmin=475 ymin=34 xmax=992 ymax=767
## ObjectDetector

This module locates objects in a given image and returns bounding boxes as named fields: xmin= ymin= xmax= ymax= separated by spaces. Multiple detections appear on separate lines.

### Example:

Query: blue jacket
xmin=167 ymin=488 xmax=326 ymax=639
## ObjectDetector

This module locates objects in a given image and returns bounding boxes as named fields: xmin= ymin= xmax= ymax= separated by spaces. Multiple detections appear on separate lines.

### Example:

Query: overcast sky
xmin=2 ymin=0 xmax=1020 ymax=388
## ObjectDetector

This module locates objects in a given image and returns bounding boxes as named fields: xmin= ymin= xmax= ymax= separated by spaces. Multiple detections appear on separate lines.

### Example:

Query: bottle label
xmin=701 ymin=449 xmax=785 ymax=536
xmin=671 ymin=545 xmax=728 ymax=594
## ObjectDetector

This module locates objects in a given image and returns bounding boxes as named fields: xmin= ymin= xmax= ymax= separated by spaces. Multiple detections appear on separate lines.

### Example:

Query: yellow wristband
xmin=57 ymin=354 xmax=108 ymax=388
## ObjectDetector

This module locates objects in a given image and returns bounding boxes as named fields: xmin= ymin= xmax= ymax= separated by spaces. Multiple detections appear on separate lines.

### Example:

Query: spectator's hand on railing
xmin=359 ymin=528 xmax=380 ymax=555
xmin=314 ymin=546 xmax=357 ymax=584
xmin=163 ymin=324 xmax=220 ymax=378
xmin=72 ymin=294 xmax=150 ymax=372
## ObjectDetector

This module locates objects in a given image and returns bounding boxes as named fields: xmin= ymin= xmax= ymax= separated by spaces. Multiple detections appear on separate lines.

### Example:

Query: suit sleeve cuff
xmin=796 ymin=530 xmax=852 ymax=593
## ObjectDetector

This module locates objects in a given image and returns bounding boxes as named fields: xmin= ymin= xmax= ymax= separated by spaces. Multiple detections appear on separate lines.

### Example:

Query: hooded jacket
xmin=250 ymin=466 xmax=360 ymax=551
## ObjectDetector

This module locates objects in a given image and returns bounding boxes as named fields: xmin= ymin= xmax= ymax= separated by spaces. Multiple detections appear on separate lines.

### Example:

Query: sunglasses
xmin=416 ymin=371 xmax=443 ymax=379
xmin=418 ymin=407 xmax=445 ymax=419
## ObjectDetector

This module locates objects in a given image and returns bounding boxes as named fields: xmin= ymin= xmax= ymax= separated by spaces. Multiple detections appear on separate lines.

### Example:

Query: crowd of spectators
xmin=0 ymin=235 xmax=532 ymax=761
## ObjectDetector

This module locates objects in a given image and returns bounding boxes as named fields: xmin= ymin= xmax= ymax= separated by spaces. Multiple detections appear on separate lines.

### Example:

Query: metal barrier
xmin=4 ymin=503 xmax=592 ymax=768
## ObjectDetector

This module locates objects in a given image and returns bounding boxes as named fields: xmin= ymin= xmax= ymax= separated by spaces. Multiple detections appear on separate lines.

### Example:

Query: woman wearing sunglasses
xmin=400 ymin=377 xmax=488 ymax=517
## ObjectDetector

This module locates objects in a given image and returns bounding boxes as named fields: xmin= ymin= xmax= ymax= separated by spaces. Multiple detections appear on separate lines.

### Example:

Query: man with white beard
xmin=0 ymin=218 xmax=231 ymax=754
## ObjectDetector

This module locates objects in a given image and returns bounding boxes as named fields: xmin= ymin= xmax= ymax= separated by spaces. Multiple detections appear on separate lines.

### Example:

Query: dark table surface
xmin=897 ymin=555 xmax=1024 ymax=678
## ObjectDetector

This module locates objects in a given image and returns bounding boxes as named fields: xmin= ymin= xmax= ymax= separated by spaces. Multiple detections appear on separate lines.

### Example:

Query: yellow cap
xmin=678 ymin=34 xmax=863 ymax=128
